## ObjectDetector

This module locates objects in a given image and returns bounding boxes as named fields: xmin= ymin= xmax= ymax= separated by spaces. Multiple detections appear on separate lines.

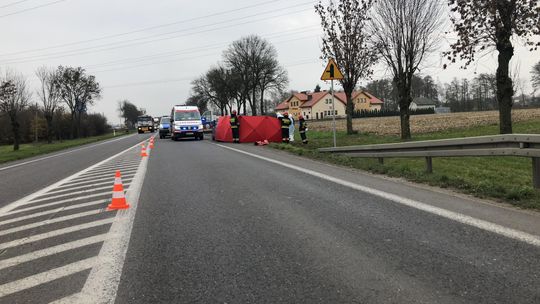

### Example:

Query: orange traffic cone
xmin=107 ymin=170 xmax=129 ymax=210
xmin=149 ymin=138 xmax=154 ymax=149
xmin=141 ymin=143 xmax=148 ymax=157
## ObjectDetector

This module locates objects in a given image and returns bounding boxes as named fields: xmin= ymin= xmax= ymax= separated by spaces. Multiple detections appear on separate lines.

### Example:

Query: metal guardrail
xmin=318 ymin=134 xmax=540 ymax=189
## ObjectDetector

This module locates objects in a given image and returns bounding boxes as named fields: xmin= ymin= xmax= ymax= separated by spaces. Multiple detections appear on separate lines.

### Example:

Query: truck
xmin=136 ymin=115 xmax=155 ymax=133
xmin=170 ymin=105 xmax=204 ymax=141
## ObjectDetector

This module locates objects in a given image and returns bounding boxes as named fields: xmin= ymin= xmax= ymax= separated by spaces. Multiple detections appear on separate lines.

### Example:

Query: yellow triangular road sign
xmin=320 ymin=58 xmax=344 ymax=80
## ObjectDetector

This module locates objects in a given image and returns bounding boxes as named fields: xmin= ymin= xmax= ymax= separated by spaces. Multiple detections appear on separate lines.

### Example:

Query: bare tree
xmin=36 ymin=66 xmax=61 ymax=143
xmin=223 ymin=35 xmax=285 ymax=116
xmin=316 ymin=0 xmax=378 ymax=135
xmin=369 ymin=0 xmax=444 ymax=139
xmin=446 ymin=0 xmax=540 ymax=134
xmin=259 ymin=63 xmax=288 ymax=115
xmin=0 ymin=71 xmax=32 ymax=151
xmin=532 ymin=61 xmax=540 ymax=89
xmin=55 ymin=66 xmax=101 ymax=139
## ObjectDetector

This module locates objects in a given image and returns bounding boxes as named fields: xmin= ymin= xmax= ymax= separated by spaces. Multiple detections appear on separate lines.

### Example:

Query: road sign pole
xmin=331 ymin=79 xmax=336 ymax=148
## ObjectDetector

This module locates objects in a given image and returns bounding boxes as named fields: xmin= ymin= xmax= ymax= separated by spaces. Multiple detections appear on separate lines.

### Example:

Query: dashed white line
xmin=0 ymin=209 xmax=106 ymax=237
xmin=0 ymin=218 xmax=115 ymax=251
xmin=0 ymin=257 xmax=97 ymax=297
xmin=0 ymin=200 xmax=107 ymax=226
xmin=0 ymin=234 xmax=107 ymax=271
xmin=217 ymin=144 xmax=540 ymax=248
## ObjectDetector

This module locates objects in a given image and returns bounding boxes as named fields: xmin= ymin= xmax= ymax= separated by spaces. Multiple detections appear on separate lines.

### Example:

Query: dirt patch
xmin=308 ymin=109 xmax=540 ymax=135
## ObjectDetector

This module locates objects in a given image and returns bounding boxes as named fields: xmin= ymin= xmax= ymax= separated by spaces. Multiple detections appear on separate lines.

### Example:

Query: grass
xmin=0 ymin=131 xmax=132 ymax=165
xmin=270 ymin=120 xmax=540 ymax=210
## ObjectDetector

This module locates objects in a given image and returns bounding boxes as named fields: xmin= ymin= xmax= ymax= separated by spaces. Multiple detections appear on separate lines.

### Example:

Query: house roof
xmin=274 ymin=90 xmax=383 ymax=110
xmin=413 ymin=97 xmax=436 ymax=106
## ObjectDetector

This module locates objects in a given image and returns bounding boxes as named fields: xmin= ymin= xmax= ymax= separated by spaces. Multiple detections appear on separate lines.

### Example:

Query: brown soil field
xmin=308 ymin=108 xmax=540 ymax=135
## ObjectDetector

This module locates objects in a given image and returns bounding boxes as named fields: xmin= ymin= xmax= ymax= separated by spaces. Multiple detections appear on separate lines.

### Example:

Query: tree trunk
xmin=10 ymin=116 xmax=20 ymax=151
xmin=496 ymin=41 xmax=514 ymax=134
xmin=397 ymin=80 xmax=412 ymax=140
xmin=45 ymin=115 xmax=53 ymax=144
xmin=345 ymin=90 xmax=354 ymax=135
xmin=250 ymin=89 xmax=257 ymax=116
xmin=259 ymin=87 xmax=266 ymax=115
xmin=70 ymin=111 xmax=76 ymax=139
xmin=77 ymin=112 xmax=82 ymax=138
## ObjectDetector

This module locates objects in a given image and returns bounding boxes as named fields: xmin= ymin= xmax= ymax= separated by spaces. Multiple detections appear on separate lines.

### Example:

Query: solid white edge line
xmin=0 ymin=257 xmax=97 ymax=298
xmin=0 ymin=137 xmax=150 ymax=215
xmin=0 ymin=234 xmax=108 ymax=271
xmin=216 ymin=144 xmax=540 ymax=248
xmin=75 ymin=139 xmax=150 ymax=303
xmin=0 ymin=134 xmax=137 ymax=172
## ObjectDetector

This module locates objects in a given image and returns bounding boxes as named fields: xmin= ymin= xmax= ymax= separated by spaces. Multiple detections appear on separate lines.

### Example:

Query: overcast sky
xmin=1 ymin=0 xmax=538 ymax=124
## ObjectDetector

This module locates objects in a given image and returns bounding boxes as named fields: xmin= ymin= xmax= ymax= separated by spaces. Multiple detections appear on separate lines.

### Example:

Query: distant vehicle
xmin=170 ymin=105 xmax=204 ymax=141
xmin=136 ymin=115 xmax=154 ymax=133
xmin=159 ymin=116 xmax=171 ymax=139
xmin=153 ymin=117 xmax=160 ymax=130
xmin=201 ymin=110 xmax=218 ymax=131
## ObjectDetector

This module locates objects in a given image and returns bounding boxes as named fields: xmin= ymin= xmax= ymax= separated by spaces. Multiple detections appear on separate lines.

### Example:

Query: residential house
xmin=410 ymin=97 xmax=437 ymax=110
xmin=275 ymin=90 xmax=383 ymax=120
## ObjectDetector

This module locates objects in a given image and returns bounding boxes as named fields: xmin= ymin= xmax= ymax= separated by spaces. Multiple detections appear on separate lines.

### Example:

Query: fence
xmin=318 ymin=134 xmax=540 ymax=189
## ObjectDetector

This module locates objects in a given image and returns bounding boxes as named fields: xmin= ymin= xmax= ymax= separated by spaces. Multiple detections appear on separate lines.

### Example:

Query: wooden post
xmin=378 ymin=157 xmax=384 ymax=165
xmin=425 ymin=157 xmax=433 ymax=174
xmin=533 ymin=157 xmax=540 ymax=189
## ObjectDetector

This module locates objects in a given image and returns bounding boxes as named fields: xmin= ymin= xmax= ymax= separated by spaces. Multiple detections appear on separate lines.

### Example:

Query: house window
xmin=335 ymin=110 xmax=338 ymax=115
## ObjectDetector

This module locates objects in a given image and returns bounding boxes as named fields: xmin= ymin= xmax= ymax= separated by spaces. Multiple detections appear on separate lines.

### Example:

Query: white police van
xmin=170 ymin=105 xmax=204 ymax=141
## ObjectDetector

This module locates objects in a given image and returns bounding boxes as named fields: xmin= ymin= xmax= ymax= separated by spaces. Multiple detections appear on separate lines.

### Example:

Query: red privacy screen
xmin=214 ymin=116 xmax=282 ymax=143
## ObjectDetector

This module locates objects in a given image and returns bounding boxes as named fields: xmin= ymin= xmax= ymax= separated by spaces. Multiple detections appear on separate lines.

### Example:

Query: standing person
xmin=298 ymin=115 xmax=308 ymax=144
xmin=279 ymin=112 xmax=292 ymax=143
xmin=289 ymin=115 xmax=295 ymax=142
xmin=230 ymin=110 xmax=240 ymax=143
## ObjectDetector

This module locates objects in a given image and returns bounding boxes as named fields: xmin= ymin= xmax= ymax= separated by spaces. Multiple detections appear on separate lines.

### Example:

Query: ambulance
xmin=169 ymin=105 xmax=204 ymax=141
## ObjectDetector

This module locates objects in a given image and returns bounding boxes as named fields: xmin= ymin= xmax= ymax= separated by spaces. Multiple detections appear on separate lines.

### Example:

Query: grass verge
xmin=270 ymin=120 xmax=540 ymax=210
xmin=0 ymin=131 xmax=133 ymax=165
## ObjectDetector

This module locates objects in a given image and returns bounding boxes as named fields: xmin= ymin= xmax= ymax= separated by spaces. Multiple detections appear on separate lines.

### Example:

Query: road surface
xmin=0 ymin=135 xmax=539 ymax=303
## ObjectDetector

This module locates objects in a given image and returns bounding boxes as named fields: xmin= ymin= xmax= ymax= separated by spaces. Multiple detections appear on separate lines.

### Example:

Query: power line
xmin=0 ymin=0 xmax=291 ymax=56
xmin=86 ymin=27 xmax=320 ymax=70
xmin=0 ymin=0 xmax=35 ymax=9
xmin=0 ymin=0 xmax=67 ymax=18
xmin=0 ymin=5 xmax=315 ymax=64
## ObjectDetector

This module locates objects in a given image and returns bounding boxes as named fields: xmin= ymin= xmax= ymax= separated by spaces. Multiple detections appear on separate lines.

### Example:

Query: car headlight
xmin=174 ymin=125 xmax=181 ymax=130
xmin=159 ymin=124 xmax=163 ymax=129
xmin=198 ymin=124 xmax=203 ymax=130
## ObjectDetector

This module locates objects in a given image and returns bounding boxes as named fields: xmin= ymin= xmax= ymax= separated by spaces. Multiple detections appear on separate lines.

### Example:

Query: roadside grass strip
xmin=0 ymin=137 xmax=150 ymax=302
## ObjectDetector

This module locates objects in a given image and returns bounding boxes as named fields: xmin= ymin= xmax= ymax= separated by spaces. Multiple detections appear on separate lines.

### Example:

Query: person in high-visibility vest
xmin=298 ymin=115 xmax=308 ymax=144
xmin=279 ymin=112 xmax=292 ymax=143
xmin=230 ymin=110 xmax=240 ymax=143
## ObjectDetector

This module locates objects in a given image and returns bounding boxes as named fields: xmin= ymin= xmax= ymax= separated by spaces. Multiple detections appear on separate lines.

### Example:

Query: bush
xmin=352 ymin=108 xmax=435 ymax=118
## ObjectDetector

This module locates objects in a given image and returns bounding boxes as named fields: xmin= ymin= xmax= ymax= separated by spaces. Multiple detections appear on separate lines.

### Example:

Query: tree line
xmin=316 ymin=0 xmax=540 ymax=139
xmin=188 ymin=35 xmax=289 ymax=116
xmin=0 ymin=66 xmax=104 ymax=150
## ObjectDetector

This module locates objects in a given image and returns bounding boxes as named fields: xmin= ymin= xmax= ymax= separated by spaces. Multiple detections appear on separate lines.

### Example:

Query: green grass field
xmin=272 ymin=120 xmax=540 ymax=210
xmin=0 ymin=131 xmax=132 ymax=165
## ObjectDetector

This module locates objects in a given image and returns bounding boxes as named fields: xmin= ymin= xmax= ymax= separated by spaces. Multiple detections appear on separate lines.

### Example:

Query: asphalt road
xmin=115 ymin=138 xmax=540 ymax=304
xmin=0 ymin=133 xmax=151 ymax=208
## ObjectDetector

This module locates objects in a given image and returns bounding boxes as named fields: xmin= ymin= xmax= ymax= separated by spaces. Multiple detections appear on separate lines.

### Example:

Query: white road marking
xmin=49 ymin=177 xmax=134 ymax=194
xmin=0 ymin=138 xmax=149 ymax=215
xmin=0 ymin=257 xmax=97 ymax=298
xmin=76 ymin=168 xmax=138 ymax=180
xmin=6 ymin=193 xmax=111 ymax=215
xmin=0 ymin=218 xmax=114 ymax=251
xmin=217 ymin=144 xmax=540 ymax=248
xmin=0 ymin=209 xmax=106 ymax=236
xmin=82 ymin=165 xmax=140 ymax=176
xmin=62 ymin=171 xmax=136 ymax=185
xmin=77 ymin=143 xmax=149 ymax=304
xmin=0 ymin=134 xmax=137 ymax=172
xmin=0 ymin=234 xmax=107 ymax=271
xmin=48 ymin=293 xmax=82 ymax=304
xmin=28 ymin=183 xmax=131 ymax=204
xmin=0 ymin=200 xmax=107 ymax=226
